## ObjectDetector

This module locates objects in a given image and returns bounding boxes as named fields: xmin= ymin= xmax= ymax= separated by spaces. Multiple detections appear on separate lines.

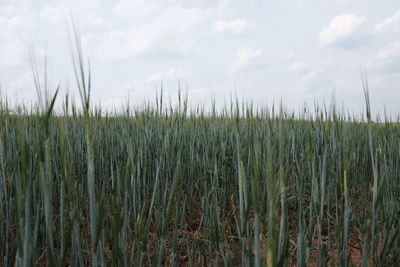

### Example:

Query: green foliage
xmin=2 ymin=91 xmax=400 ymax=266
xmin=1 ymin=56 xmax=400 ymax=265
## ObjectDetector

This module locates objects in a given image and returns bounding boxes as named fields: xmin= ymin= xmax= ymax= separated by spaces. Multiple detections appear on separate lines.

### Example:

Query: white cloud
xmin=39 ymin=2 xmax=109 ymax=31
xmin=7 ymin=72 xmax=33 ymax=92
xmin=289 ymin=61 xmax=310 ymax=73
xmin=302 ymin=71 xmax=317 ymax=82
xmin=367 ymin=41 xmax=400 ymax=73
xmin=78 ymin=13 xmax=108 ymax=30
xmin=0 ymin=8 xmax=34 ymax=69
xmin=286 ymin=52 xmax=295 ymax=61
xmin=328 ymin=0 xmax=356 ymax=6
xmin=84 ymin=28 xmax=155 ymax=61
xmin=40 ymin=6 xmax=66 ymax=24
xmin=146 ymin=67 xmax=184 ymax=82
xmin=319 ymin=14 xmax=366 ymax=46
xmin=228 ymin=46 xmax=262 ymax=74
xmin=86 ymin=6 xmax=213 ymax=61
xmin=112 ymin=0 xmax=160 ymax=20
xmin=217 ymin=0 xmax=231 ymax=11
xmin=0 ymin=11 xmax=34 ymax=42
xmin=0 ymin=40 xmax=26 ymax=68
xmin=375 ymin=41 xmax=400 ymax=61
xmin=214 ymin=19 xmax=255 ymax=35
xmin=375 ymin=10 xmax=400 ymax=32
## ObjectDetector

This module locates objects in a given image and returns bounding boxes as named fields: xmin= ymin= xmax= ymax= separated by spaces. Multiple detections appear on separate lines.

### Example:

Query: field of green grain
xmin=1 ymin=39 xmax=400 ymax=266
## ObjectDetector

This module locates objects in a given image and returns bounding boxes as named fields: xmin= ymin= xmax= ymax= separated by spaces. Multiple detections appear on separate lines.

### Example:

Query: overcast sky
xmin=1 ymin=0 xmax=399 ymax=116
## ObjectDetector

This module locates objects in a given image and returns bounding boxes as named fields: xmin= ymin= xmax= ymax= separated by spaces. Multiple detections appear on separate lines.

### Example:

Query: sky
xmin=0 ymin=0 xmax=399 ymax=116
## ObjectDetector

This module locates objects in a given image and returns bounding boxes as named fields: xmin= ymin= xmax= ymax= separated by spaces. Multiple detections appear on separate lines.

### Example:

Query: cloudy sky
xmin=1 ymin=0 xmax=399 ymax=115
